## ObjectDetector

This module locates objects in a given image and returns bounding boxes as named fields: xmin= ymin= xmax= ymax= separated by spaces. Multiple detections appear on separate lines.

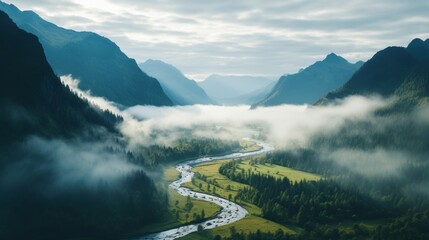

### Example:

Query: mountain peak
xmin=0 ymin=1 xmax=17 ymax=10
xmin=407 ymin=38 xmax=425 ymax=49
xmin=141 ymin=59 xmax=181 ymax=74
xmin=326 ymin=52 xmax=339 ymax=58
xmin=406 ymin=37 xmax=429 ymax=62
xmin=145 ymin=58 xmax=163 ymax=64
xmin=323 ymin=53 xmax=348 ymax=64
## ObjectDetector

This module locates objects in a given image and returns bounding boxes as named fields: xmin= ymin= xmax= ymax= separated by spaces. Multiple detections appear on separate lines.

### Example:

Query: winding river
xmin=137 ymin=139 xmax=274 ymax=240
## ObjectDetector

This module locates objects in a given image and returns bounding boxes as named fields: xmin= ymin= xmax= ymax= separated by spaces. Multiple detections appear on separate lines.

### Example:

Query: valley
xmin=1 ymin=1 xmax=429 ymax=240
xmin=137 ymin=140 xmax=274 ymax=239
xmin=132 ymin=139 xmax=327 ymax=239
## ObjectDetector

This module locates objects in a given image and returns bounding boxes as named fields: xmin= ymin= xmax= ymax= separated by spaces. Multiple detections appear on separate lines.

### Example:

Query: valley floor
xmin=178 ymin=157 xmax=320 ymax=239
xmin=134 ymin=142 xmax=394 ymax=240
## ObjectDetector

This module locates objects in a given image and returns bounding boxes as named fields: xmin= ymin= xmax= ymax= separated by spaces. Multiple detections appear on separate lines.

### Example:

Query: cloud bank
xmin=122 ymin=96 xmax=389 ymax=149
xmin=1 ymin=137 xmax=141 ymax=193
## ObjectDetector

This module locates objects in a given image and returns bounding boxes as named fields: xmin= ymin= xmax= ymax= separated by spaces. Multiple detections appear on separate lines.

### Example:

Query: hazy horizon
xmin=3 ymin=0 xmax=429 ymax=81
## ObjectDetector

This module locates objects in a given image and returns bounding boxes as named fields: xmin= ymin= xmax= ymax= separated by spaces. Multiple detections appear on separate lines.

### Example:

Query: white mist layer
xmin=123 ymin=96 xmax=389 ymax=149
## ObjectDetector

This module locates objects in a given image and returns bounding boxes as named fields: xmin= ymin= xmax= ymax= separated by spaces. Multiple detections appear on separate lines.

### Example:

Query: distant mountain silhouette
xmin=318 ymin=38 xmax=429 ymax=105
xmin=236 ymin=81 xmax=277 ymax=105
xmin=0 ymin=1 xmax=172 ymax=107
xmin=139 ymin=59 xmax=214 ymax=105
xmin=253 ymin=53 xmax=363 ymax=107
xmin=0 ymin=10 xmax=118 ymax=144
xmin=199 ymin=75 xmax=275 ymax=105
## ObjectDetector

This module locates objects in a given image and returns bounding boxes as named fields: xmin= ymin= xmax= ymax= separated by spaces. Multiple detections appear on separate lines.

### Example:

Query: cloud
xmin=121 ymin=96 xmax=388 ymax=148
xmin=326 ymin=148 xmax=408 ymax=177
xmin=61 ymin=75 xmax=123 ymax=115
xmin=4 ymin=0 xmax=429 ymax=80
xmin=0 ymin=136 xmax=140 ymax=192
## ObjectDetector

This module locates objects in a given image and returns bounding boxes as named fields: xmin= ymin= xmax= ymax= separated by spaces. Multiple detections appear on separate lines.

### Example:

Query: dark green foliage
xmin=254 ymin=53 xmax=363 ymax=107
xmin=0 ymin=2 xmax=172 ymax=106
xmin=220 ymin=161 xmax=381 ymax=226
xmin=0 ymin=170 xmax=166 ymax=240
xmin=219 ymin=228 xmax=290 ymax=240
xmin=394 ymin=62 xmax=429 ymax=106
xmin=128 ymin=138 xmax=241 ymax=167
xmin=373 ymin=210 xmax=429 ymax=240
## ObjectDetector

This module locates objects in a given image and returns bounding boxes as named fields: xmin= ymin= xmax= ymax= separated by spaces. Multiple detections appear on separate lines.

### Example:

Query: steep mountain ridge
xmin=0 ymin=10 xmax=118 ymax=144
xmin=253 ymin=53 xmax=363 ymax=107
xmin=319 ymin=38 xmax=429 ymax=105
xmin=0 ymin=1 xmax=172 ymax=107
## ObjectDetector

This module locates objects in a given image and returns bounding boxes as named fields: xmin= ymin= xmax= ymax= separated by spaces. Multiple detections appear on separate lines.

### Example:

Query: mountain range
xmin=0 ymin=1 xmax=172 ymax=107
xmin=199 ymin=75 xmax=275 ymax=105
xmin=318 ymin=38 xmax=429 ymax=105
xmin=139 ymin=59 xmax=213 ymax=105
xmin=253 ymin=53 xmax=364 ymax=107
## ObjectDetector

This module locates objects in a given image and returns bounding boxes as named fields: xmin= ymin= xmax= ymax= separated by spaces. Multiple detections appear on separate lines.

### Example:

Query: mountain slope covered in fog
xmin=0 ymin=10 xmax=165 ymax=239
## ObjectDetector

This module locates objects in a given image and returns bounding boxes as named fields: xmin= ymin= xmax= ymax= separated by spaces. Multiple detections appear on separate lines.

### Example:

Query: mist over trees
xmin=0 ymin=10 xmax=169 ymax=239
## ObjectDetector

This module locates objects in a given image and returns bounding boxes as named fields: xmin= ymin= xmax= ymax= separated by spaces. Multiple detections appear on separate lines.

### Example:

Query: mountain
xmin=0 ymin=1 xmax=172 ymax=107
xmin=199 ymin=75 xmax=275 ymax=105
xmin=406 ymin=38 xmax=429 ymax=62
xmin=0 ymin=10 xmax=164 ymax=239
xmin=318 ymin=38 xmax=429 ymax=104
xmin=253 ymin=53 xmax=363 ymax=107
xmin=394 ymin=62 xmax=429 ymax=106
xmin=139 ymin=59 xmax=214 ymax=105
xmin=0 ymin=10 xmax=118 ymax=144
xmin=237 ymin=81 xmax=277 ymax=105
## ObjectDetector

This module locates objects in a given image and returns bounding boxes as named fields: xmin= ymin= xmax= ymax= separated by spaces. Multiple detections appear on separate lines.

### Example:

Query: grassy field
xmin=164 ymin=166 xmax=221 ymax=225
xmin=237 ymin=157 xmax=322 ymax=182
xmin=180 ymin=215 xmax=296 ymax=240
xmin=178 ymin=157 xmax=322 ymax=239
xmin=239 ymin=139 xmax=262 ymax=153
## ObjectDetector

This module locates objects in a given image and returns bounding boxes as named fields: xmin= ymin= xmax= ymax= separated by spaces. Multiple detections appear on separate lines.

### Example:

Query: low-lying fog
xmin=61 ymin=75 xmax=429 ymax=185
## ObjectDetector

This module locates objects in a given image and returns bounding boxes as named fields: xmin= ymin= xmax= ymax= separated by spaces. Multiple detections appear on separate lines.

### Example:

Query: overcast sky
xmin=4 ymin=0 xmax=429 ymax=81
